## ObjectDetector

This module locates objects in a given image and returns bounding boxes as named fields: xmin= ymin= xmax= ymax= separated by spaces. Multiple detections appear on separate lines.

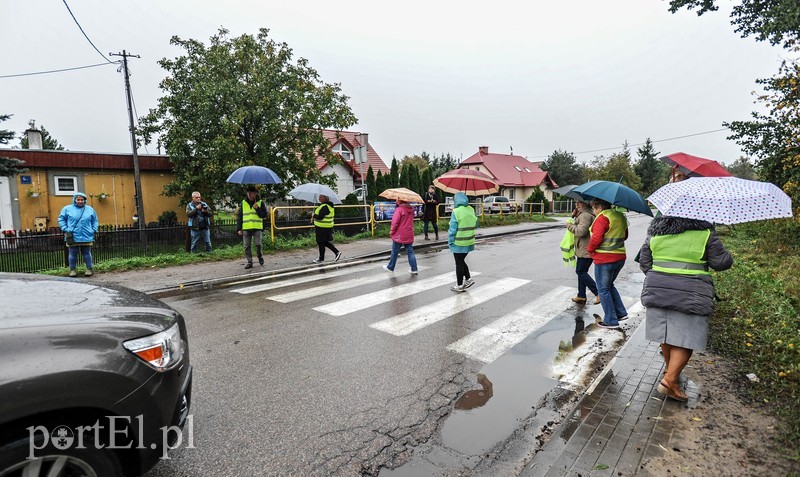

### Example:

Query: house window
xmin=54 ymin=175 xmax=77 ymax=196
xmin=524 ymin=167 xmax=531 ymax=172
xmin=508 ymin=189 xmax=515 ymax=200
xmin=332 ymin=143 xmax=352 ymax=161
xmin=514 ymin=166 xmax=522 ymax=172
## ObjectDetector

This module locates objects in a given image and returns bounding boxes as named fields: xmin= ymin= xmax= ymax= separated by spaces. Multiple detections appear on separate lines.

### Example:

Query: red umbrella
xmin=660 ymin=152 xmax=732 ymax=179
xmin=433 ymin=168 xmax=499 ymax=195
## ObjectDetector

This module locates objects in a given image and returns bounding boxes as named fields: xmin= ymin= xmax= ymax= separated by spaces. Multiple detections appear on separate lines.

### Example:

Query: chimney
xmin=26 ymin=120 xmax=43 ymax=150
xmin=479 ymin=146 xmax=488 ymax=155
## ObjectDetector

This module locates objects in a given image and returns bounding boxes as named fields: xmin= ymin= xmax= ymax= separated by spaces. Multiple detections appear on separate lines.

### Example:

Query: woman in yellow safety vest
xmin=587 ymin=198 xmax=629 ymax=329
xmin=311 ymin=194 xmax=342 ymax=264
xmin=448 ymin=192 xmax=477 ymax=292
xmin=638 ymin=216 xmax=733 ymax=401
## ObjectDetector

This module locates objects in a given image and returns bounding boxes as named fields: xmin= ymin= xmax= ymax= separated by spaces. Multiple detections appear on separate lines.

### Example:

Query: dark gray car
xmin=0 ymin=273 xmax=192 ymax=477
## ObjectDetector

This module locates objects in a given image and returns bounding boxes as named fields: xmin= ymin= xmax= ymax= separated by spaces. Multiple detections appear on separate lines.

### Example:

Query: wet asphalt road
xmin=144 ymin=215 xmax=651 ymax=477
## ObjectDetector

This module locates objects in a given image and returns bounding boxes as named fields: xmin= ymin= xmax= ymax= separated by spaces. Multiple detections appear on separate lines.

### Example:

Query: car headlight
xmin=123 ymin=323 xmax=183 ymax=372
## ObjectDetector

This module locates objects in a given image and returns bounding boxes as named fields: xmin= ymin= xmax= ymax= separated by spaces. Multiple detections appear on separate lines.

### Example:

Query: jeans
xmin=575 ymin=257 xmax=598 ymax=298
xmin=68 ymin=245 xmax=93 ymax=270
xmin=242 ymin=229 xmax=263 ymax=263
xmin=594 ymin=260 xmax=628 ymax=326
xmin=191 ymin=228 xmax=212 ymax=253
xmin=386 ymin=241 xmax=417 ymax=272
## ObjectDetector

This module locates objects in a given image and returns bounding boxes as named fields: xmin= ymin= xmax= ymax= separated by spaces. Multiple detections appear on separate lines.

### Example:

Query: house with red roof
xmin=459 ymin=146 xmax=558 ymax=202
xmin=317 ymin=130 xmax=390 ymax=198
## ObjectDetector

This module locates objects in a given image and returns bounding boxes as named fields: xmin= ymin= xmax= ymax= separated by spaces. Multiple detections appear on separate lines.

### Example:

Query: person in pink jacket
xmin=383 ymin=199 xmax=419 ymax=274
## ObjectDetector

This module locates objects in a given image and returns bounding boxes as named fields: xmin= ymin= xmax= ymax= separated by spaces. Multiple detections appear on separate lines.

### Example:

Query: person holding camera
xmin=58 ymin=192 xmax=99 ymax=277
xmin=186 ymin=191 xmax=212 ymax=253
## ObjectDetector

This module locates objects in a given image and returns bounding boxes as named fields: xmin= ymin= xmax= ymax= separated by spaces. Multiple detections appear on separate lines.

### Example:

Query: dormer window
xmin=332 ymin=142 xmax=352 ymax=161
xmin=524 ymin=167 xmax=531 ymax=172
xmin=514 ymin=166 xmax=522 ymax=172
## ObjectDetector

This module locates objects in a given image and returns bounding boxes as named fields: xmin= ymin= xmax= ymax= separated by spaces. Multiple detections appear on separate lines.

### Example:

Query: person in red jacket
xmin=587 ymin=198 xmax=629 ymax=329
xmin=383 ymin=199 xmax=418 ymax=274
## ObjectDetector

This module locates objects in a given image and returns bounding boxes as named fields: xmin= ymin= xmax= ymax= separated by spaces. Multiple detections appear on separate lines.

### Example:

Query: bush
xmin=157 ymin=210 xmax=179 ymax=226
xmin=526 ymin=189 xmax=550 ymax=213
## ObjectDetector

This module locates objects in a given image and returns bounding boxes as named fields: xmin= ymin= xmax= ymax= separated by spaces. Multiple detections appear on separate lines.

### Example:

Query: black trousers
xmin=453 ymin=252 xmax=470 ymax=286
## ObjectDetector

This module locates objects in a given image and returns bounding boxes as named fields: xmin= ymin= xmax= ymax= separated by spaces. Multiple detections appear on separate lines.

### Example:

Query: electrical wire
xmin=526 ymin=128 xmax=730 ymax=160
xmin=0 ymin=62 xmax=118 ymax=79
xmin=62 ymin=0 xmax=114 ymax=64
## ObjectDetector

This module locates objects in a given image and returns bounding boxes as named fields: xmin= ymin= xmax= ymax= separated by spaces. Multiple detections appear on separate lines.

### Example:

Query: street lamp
xmin=354 ymin=133 xmax=369 ymax=226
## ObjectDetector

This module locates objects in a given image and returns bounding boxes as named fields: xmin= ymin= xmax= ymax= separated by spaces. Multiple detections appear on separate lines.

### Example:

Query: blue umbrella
xmin=226 ymin=165 xmax=282 ymax=185
xmin=572 ymin=180 xmax=653 ymax=216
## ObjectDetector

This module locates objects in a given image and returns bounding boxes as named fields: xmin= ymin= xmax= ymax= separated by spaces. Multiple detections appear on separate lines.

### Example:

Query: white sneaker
xmin=383 ymin=264 xmax=393 ymax=272
xmin=451 ymin=284 xmax=465 ymax=292
xmin=311 ymin=258 xmax=323 ymax=264
xmin=409 ymin=269 xmax=418 ymax=275
xmin=463 ymin=278 xmax=474 ymax=289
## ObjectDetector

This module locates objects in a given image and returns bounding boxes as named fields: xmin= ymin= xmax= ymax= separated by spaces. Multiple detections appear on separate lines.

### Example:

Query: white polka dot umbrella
xmin=648 ymin=177 xmax=793 ymax=224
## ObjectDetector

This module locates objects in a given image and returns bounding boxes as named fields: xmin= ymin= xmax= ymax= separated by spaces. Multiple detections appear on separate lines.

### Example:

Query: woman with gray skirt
xmin=638 ymin=216 xmax=733 ymax=401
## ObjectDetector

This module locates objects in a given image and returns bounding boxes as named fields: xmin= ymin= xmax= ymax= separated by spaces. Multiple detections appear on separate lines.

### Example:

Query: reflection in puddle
xmin=454 ymin=373 xmax=493 ymax=410
xmin=571 ymin=316 xmax=586 ymax=349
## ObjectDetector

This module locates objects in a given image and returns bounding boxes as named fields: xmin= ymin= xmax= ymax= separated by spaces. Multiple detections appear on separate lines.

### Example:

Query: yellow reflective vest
xmin=651 ymin=229 xmax=712 ymax=276
xmin=591 ymin=209 xmax=626 ymax=254
xmin=314 ymin=203 xmax=334 ymax=228
xmin=560 ymin=218 xmax=576 ymax=267
xmin=241 ymin=200 xmax=264 ymax=231
xmin=453 ymin=206 xmax=477 ymax=247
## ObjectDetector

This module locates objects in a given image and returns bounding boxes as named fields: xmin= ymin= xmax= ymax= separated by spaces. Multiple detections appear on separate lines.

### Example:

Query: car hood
xmin=0 ymin=273 xmax=178 ymax=330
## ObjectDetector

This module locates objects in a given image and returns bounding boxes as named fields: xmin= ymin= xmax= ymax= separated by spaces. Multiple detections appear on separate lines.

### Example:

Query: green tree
xmin=375 ymin=171 xmax=387 ymax=197
xmin=365 ymin=165 xmax=376 ymax=203
xmin=726 ymin=156 xmax=760 ymax=180
xmin=399 ymin=162 xmax=410 ymax=189
xmin=587 ymin=145 xmax=643 ymax=192
xmin=542 ymin=149 xmax=583 ymax=186
xmin=20 ymin=124 xmax=65 ymax=150
xmin=429 ymin=152 xmax=458 ymax=178
xmin=634 ymin=138 xmax=668 ymax=196
xmin=725 ymin=54 xmax=800 ymax=210
xmin=0 ymin=114 xmax=28 ymax=177
xmin=421 ymin=167 xmax=434 ymax=192
xmin=390 ymin=157 xmax=400 ymax=188
xmin=668 ymin=0 xmax=799 ymax=48
xmin=139 ymin=28 xmax=356 ymax=206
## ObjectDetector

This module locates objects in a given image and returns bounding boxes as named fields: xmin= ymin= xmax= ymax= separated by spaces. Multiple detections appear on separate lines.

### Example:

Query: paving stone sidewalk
xmin=523 ymin=320 xmax=700 ymax=477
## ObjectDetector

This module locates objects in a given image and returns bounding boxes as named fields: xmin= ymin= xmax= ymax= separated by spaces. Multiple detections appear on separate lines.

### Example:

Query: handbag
xmin=65 ymin=232 xmax=75 ymax=246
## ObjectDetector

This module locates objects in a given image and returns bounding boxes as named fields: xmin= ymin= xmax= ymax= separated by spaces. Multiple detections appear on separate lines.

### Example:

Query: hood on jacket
xmin=648 ymin=216 xmax=713 ymax=236
xmin=72 ymin=192 xmax=88 ymax=207
xmin=454 ymin=192 xmax=469 ymax=207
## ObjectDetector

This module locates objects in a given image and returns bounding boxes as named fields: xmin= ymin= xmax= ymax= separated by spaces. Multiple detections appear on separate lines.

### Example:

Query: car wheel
xmin=0 ymin=435 xmax=123 ymax=477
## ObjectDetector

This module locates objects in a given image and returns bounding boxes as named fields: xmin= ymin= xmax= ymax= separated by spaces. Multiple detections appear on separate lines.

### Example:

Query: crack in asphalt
xmin=308 ymin=358 xmax=475 ymax=476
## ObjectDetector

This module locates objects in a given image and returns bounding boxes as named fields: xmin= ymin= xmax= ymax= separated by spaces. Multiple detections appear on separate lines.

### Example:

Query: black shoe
xmin=258 ymin=256 xmax=264 ymax=265
xmin=597 ymin=322 xmax=620 ymax=330
xmin=244 ymin=263 xmax=253 ymax=269
xmin=334 ymin=252 xmax=342 ymax=263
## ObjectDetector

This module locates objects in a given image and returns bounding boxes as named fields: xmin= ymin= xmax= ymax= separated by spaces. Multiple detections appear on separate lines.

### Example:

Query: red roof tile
xmin=460 ymin=148 xmax=557 ymax=188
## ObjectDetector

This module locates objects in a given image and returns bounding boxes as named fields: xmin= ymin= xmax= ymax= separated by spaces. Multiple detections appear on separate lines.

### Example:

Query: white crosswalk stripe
xmin=231 ymin=263 xmax=377 ymax=295
xmin=268 ymin=266 xmax=430 ymax=303
xmin=313 ymin=272 xmax=481 ymax=317
xmin=445 ymin=285 xmax=574 ymax=363
xmin=369 ymin=277 xmax=529 ymax=336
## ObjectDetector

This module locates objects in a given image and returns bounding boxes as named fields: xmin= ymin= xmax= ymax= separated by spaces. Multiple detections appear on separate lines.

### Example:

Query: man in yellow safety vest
xmin=236 ymin=185 xmax=268 ymax=269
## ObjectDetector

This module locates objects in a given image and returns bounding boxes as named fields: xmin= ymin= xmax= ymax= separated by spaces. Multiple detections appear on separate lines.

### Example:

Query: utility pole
xmin=110 ymin=50 xmax=146 ymax=248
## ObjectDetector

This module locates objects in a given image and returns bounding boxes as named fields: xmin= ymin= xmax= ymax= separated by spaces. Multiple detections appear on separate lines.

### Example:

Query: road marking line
xmin=231 ymin=263 xmax=378 ymax=294
xmin=268 ymin=266 xmax=430 ymax=303
xmin=446 ymin=286 xmax=574 ymax=363
xmin=314 ymin=272 xmax=477 ymax=316
xmin=369 ymin=277 xmax=529 ymax=336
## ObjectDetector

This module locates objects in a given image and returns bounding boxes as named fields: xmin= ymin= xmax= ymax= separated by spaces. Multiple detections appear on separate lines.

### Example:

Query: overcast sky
xmin=0 ymin=1 xmax=786 ymax=166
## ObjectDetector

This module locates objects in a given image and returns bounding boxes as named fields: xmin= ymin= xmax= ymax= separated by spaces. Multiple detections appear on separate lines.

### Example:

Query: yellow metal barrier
xmin=269 ymin=204 xmax=375 ymax=243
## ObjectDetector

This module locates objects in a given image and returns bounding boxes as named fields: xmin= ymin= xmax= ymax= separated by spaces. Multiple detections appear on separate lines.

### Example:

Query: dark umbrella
xmin=226 ymin=165 xmax=283 ymax=185
xmin=552 ymin=184 xmax=588 ymax=201
xmin=572 ymin=180 xmax=653 ymax=216
xmin=660 ymin=152 xmax=732 ymax=179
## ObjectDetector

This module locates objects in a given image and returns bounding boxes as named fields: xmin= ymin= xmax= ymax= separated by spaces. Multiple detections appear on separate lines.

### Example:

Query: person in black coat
xmin=422 ymin=185 xmax=440 ymax=240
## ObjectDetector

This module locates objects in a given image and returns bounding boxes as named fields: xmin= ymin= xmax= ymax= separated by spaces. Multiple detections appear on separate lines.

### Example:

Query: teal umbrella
xmin=572 ymin=180 xmax=653 ymax=216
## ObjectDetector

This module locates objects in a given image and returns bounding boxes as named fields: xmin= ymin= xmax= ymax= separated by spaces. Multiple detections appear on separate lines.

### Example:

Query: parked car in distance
xmin=0 ymin=273 xmax=192 ymax=477
xmin=482 ymin=196 xmax=517 ymax=214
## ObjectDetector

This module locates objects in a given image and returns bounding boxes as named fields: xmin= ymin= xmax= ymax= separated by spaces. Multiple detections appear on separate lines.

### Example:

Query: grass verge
xmin=713 ymin=219 xmax=800 ymax=457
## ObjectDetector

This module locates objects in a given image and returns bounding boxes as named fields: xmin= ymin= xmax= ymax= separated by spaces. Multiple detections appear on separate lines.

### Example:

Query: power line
xmin=62 ymin=0 xmax=114 ymax=64
xmin=527 ymin=127 xmax=730 ymax=160
xmin=0 ymin=62 xmax=117 ymax=79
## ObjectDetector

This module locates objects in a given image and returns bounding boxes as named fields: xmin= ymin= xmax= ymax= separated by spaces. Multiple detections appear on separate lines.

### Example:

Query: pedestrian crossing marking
xmin=313 ymin=272 xmax=481 ymax=317
xmin=231 ymin=263 xmax=378 ymax=295
xmin=268 ymin=266 xmax=431 ymax=303
xmin=446 ymin=286 xmax=574 ymax=363
xmin=369 ymin=277 xmax=530 ymax=336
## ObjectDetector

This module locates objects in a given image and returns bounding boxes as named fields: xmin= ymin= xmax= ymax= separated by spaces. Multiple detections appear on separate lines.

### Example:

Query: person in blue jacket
xmin=448 ymin=192 xmax=477 ymax=292
xmin=58 ymin=192 xmax=99 ymax=277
